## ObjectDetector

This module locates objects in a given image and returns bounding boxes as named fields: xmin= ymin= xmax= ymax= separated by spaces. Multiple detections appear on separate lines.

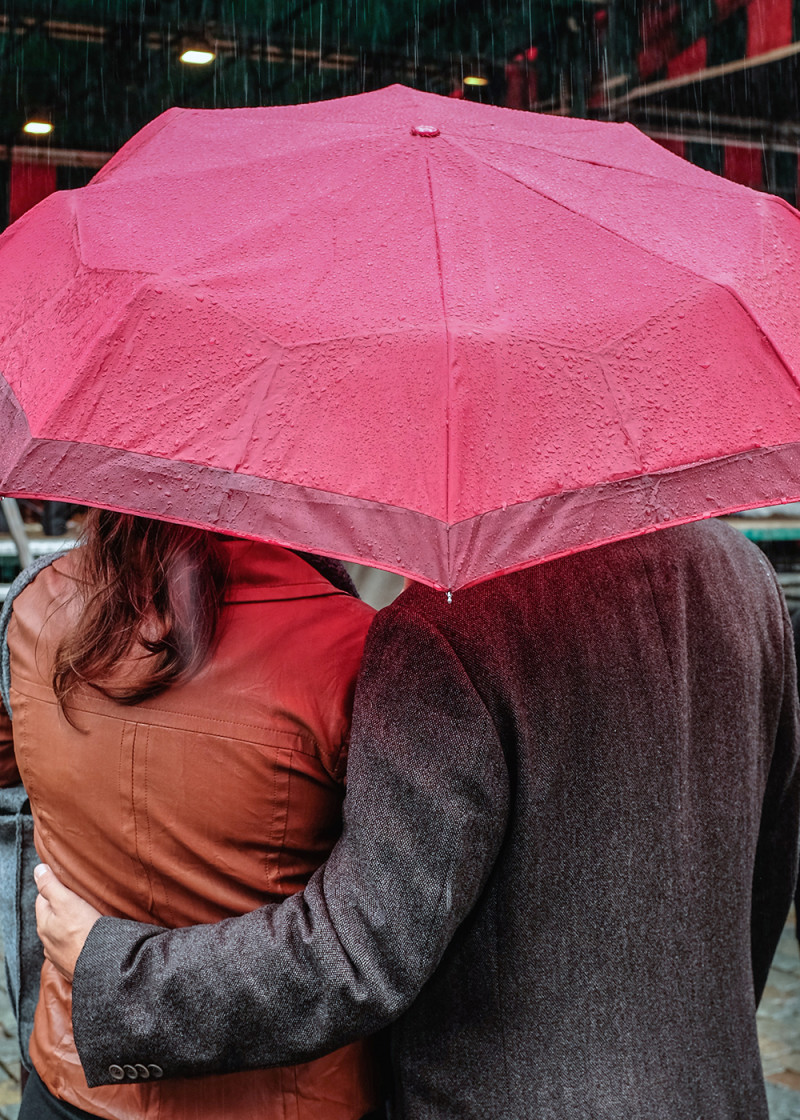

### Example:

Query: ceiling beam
xmin=1 ymin=144 xmax=110 ymax=167
xmin=0 ymin=13 xmax=492 ymax=79
xmin=609 ymin=39 xmax=800 ymax=108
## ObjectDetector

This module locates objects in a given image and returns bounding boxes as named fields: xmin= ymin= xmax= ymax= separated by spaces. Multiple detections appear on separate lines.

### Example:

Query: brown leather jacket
xmin=0 ymin=539 xmax=380 ymax=1120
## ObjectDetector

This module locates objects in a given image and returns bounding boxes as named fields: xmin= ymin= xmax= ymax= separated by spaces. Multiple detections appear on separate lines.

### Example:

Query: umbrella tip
xmin=447 ymin=590 xmax=452 ymax=604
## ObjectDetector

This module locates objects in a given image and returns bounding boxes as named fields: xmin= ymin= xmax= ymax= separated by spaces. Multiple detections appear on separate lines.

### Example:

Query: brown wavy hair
xmin=53 ymin=509 xmax=228 ymax=719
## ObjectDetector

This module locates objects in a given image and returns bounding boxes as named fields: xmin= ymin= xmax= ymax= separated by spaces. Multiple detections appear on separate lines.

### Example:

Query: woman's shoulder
xmin=8 ymin=548 xmax=82 ymax=628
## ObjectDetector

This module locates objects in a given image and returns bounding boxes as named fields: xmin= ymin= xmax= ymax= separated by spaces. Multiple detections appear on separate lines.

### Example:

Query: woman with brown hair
xmin=0 ymin=508 xmax=382 ymax=1120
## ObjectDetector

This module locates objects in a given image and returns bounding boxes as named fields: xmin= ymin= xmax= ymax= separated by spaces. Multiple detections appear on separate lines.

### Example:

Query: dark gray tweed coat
xmin=72 ymin=520 xmax=800 ymax=1119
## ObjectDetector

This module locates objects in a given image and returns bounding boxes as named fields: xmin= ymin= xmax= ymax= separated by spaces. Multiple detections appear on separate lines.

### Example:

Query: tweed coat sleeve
xmin=71 ymin=603 xmax=510 ymax=1086
xmin=751 ymin=593 xmax=800 ymax=1003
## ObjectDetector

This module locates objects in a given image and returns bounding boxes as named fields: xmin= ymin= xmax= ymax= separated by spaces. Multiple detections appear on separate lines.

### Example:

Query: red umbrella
xmin=1 ymin=85 xmax=800 ymax=590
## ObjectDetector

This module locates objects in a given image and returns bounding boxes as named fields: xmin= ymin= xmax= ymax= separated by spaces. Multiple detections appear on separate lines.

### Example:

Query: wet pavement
xmin=0 ymin=970 xmax=19 ymax=1120
xmin=0 ymin=925 xmax=797 ymax=1118
xmin=759 ymin=919 xmax=800 ymax=1119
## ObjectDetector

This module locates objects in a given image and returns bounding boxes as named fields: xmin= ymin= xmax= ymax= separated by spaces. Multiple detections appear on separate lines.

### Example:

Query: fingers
xmin=35 ymin=875 xmax=54 ymax=936
xmin=35 ymin=875 xmax=61 ymax=941
xmin=34 ymin=864 xmax=102 ymax=926
xmin=33 ymin=864 xmax=103 ymax=983
xmin=34 ymin=863 xmax=66 ymax=903
xmin=35 ymin=885 xmax=59 ymax=970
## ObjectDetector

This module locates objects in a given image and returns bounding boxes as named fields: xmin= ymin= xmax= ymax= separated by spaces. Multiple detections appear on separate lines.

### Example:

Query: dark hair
xmin=53 ymin=509 xmax=228 ymax=719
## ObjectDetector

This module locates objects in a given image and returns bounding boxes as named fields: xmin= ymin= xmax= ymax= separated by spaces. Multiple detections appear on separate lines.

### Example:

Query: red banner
xmin=655 ymin=137 xmax=687 ymax=159
xmin=724 ymin=145 xmax=764 ymax=187
xmin=667 ymin=37 xmax=708 ymax=77
xmin=9 ymin=160 xmax=56 ymax=224
xmin=746 ymin=0 xmax=793 ymax=55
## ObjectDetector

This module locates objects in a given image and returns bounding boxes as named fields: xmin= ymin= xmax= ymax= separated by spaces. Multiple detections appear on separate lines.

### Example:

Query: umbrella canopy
xmin=1 ymin=84 xmax=800 ymax=590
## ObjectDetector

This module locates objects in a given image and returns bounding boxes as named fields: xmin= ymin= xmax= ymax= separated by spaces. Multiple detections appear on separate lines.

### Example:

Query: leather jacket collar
xmin=221 ymin=539 xmax=351 ymax=603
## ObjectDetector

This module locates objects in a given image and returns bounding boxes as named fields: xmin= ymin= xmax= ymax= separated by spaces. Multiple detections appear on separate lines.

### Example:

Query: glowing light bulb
xmin=463 ymin=76 xmax=489 ymax=87
xmin=23 ymin=120 xmax=53 ymax=135
xmin=180 ymin=48 xmax=215 ymax=64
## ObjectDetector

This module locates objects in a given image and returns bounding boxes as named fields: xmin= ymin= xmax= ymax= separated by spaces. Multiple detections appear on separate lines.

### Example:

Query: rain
xmin=3 ymin=2 xmax=800 ymax=1119
xmin=2 ymin=3 xmax=797 ymax=196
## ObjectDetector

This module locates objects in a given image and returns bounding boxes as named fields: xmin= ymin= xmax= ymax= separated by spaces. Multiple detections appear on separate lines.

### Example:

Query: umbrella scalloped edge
xmin=0 ymin=377 xmax=799 ymax=591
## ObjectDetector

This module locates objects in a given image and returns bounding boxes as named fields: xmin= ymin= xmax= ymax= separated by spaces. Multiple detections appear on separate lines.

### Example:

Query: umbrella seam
xmin=5 ymin=421 xmax=800 ymax=581
xmin=6 ymin=446 xmax=800 ymax=593
xmin=88 ymin=109 xmax=183 ymax=187
xmin=441 ymin=135 xmax=800 ymax=399
xmin=446 ymin=130 xmax=747 ymax=196
xmin=593 ymin=358 xmax=646 ymax=477
xmin=424 ymin=153 xmax=454 ymax=585
xmin=710 ymin=283 xmax=800 ymax=395
xmin=86 ymin=133 xmax=393 ymax=187
xmin=0 ymin=263 xmax=154 ymax=357
xmin=30 ymin=272 xmax=158 ymax=433
xmin=231 ymin=352 xmax=288 ymax=474
xmin=442 ymin=134 xmax=800 ymax=292
xmin=70 ymin=204 xmax=82 ymax=264
xmin=5 ymin=398 xmax=799 ymax=515
xmin=0 ymin=402 xmax=446 ymax=517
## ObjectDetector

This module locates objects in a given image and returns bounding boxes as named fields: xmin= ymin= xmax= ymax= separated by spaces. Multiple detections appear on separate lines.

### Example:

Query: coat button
xmin=108 ymin=1065 xmax=125 ymax=1082
xmin=123 ymin=1064 xmax=138 ymax=1080
xmin=148 ymin=1064 xmax=164 ymax=1079
xmin=135 ymin=1064 xmax=150 ymax=1080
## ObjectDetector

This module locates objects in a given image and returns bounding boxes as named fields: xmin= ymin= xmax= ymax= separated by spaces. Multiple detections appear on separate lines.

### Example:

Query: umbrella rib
xmin=442 ymin=134 xmax=773 ymax=286
xmin=443 ymin=136 xmax=800 ymax=398
xmin=89 ymin=109 xmax=182 ymax=187
xmin=711 ymin=283 xmax=800 ymax=394
xmin=454 ymin=130 xmax=737 ymax=194
xmin=424 ymin=152 xmax=454 ymax=579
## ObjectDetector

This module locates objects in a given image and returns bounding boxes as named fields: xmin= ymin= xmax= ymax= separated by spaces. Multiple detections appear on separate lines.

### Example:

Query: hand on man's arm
xmin=67 ymin=596 xmax=510 ymax=1086
xmin=34 ymin=864 xmax=101 ymax=982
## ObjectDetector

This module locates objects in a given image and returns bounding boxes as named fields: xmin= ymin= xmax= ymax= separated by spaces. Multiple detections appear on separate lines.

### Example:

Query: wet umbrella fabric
xmin=1 ymin=85 xmax=800 ymax=590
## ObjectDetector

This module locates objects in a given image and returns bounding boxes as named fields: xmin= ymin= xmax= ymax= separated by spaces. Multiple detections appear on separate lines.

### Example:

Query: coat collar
xmin=220 ymin=539 xmax=348 ymax=603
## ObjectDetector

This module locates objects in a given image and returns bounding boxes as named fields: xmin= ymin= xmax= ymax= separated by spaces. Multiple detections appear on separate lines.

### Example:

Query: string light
xmin=23 ymin=120 xmax=53 ymax=135
xmin=180 ymin=46 xmax=215 ymax=65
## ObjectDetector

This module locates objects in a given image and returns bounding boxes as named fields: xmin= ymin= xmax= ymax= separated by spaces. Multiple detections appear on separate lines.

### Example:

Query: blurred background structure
xmin=3 ymin=0 xmax=800 ymax=602
xmin=2 ymin=0 xmax=800 ymax=223
xmin=2 ymin=4 xmax=800 ymax=1118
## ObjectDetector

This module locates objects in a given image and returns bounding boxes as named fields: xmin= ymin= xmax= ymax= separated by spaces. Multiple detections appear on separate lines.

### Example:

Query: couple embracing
xmin=3 ymin=506 xmax=798 ymax=1119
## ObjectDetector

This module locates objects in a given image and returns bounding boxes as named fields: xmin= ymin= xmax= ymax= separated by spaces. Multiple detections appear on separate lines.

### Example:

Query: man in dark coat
xmin=36 ymin=520 xmax=800 ymax=1119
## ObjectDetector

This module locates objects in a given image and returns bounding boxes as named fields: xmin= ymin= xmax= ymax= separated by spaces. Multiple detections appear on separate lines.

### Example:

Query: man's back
xmin=376 ymin=520 xmax=798 ymax=1117
xmin=68 ymin=520 xmax=800 ymax=1120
